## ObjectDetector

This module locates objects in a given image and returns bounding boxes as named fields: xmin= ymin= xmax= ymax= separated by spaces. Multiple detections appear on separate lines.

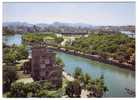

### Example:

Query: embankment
xmin=49 ymin=47 xmax=135 ymax=71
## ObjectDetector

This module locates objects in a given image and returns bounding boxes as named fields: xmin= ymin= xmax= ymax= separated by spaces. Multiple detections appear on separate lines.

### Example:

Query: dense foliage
xmin=73 ymin=67 xmax=83 ymax=79
xmin=56 ymin=57 xmax=64 ymax=66
xmin=3 ymin=66 xmax=18 ymax=93
xmin=69 ymin=67 xmax=108 ymax=97
xmin=3 ymin=45 xmax=28 ymax=64
xmin=68 ymin=33 xmax=135 ymax=64
xmin=7 ymin=81 xmax=62 ymax=97
xmin=22 ymin=33 xmax=64 ymax=44
xmin=65 ymin=80 xmax=81 ymax=97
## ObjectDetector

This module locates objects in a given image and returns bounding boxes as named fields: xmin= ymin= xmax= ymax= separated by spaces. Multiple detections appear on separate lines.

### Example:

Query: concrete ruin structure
xmin=31 ymin=42 xmax=62 ymax=88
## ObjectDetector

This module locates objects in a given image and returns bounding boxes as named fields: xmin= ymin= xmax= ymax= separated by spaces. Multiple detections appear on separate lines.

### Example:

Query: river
xmin=3 ymin=34 xmax=135 ymax=97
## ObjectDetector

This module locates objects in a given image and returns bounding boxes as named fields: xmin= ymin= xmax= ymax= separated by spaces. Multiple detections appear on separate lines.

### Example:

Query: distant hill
xmin=3 ymin=21 xmax=135 ymax=34
xmin=3 ymin=22 xmax=33 ymax=27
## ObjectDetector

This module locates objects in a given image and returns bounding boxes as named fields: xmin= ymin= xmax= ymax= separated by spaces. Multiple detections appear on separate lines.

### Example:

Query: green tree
xmin=70 ymin=33 xmax=135 ymax=67
xmin=56 ymin=57 xmax=64 ymax=66
xmin=3 ymin=66 xmax=18 ymax=93
xmin=3 ymin=45 xmax=28 ymax=64
xmin=16 ymin=45 xmax=28 ymax=60
xmin=4 ymin=50 xmax=17 ymax=64
xmin=83 ymin=73 xmax=91 ymax=89
xmin=65 ymin=81 xmax=74 ymax=97
xmin=72 ymin=68 xmax=108 ymax=97
xmin=7 ymin=81 xmax=62 ymax=98
xmin=73 ymin=67 xmax=83 ymax=79
xmin=9 ymin=82 xmax=27 ymax=97
xmin=65 ymin=80 xmax=81 ymax=97
xmin=87 ymin=75 xmax=108 ymax=97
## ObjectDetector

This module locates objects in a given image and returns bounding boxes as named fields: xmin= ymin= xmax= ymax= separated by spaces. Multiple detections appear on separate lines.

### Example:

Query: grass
xmin=43 ymin=36 xmax=55 ymax=40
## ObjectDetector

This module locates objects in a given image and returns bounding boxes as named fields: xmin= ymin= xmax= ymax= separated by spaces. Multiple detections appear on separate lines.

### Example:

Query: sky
xmin=3 ymin=2 xmax=136 ymax=26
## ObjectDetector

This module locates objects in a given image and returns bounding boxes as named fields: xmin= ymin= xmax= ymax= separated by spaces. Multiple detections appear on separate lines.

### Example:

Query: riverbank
xmin=48 ymin=46 xmax=135 ymax=71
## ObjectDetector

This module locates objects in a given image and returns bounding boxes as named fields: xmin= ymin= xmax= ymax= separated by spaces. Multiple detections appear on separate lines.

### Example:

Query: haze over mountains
xmin=3 ymin=22 xmax=94 ymax=28
xmin=3 ymin=21 xmax=135 ymax=34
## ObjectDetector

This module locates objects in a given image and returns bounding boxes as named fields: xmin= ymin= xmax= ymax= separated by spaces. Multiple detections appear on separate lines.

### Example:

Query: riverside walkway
xmin=62 ymin=71 xmax=74 ymax=81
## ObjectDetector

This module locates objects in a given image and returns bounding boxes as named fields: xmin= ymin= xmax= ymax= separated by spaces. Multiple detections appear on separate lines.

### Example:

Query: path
xmin=62 ymin=71 xmax=74 ymax=81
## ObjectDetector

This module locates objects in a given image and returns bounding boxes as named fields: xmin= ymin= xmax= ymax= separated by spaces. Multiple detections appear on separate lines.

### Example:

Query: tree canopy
xmin=3 ymin=66 xmax=18 ymax=93
xmin=66 ymin=67 xmax=108 ymax=97
xmin=3 ymin=45 xmax=28 ymax=64
xmin=68 ymin=33 xmax=135 ymax=64
xmin=7 ymin=81 xmax=62 ymax=97
xmin=22 ymin=33 xmax=64 ymax=44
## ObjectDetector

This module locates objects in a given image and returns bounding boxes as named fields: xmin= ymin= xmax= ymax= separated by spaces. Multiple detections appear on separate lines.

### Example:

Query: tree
xmin=69 ymin=33 xmax=135 ymax=67
xmin=72 ymin=80 xmax=82 ymax=97
xmin=9 ymin=82 xmax=27 ymax=97
xmin=83 ymin=73 xmax=91 ymax=89
xmin=16 ymin=45 xmax=28 ymax=60
xmin=56 ymin=57 xmax=64 ymax=66
xmin=72 ymin=68 xmax=108 ymax=97
xmin=65 ymin=80 xmax=81 ymax=97
xmin=4 ymin=49 xmax=17 ymax=64
xmin=7 ymin=81 xmax=62 ymax=98
xmin=3 ymin=45 xmax=28 ymax=64
xmin=65 ymin=81 xmax=74 ymax=97
xmin=73 ymin=67 xmax=83 ymax=79
xmin=22 ymin=33 xmax=63 ymax=44
xmin=8 ymin=82 xmax=41 ymax=97
xmin=87 ymin=75 xmax=108 ymax=97
xmin=3 ymin=66 xmax=18 ymax=93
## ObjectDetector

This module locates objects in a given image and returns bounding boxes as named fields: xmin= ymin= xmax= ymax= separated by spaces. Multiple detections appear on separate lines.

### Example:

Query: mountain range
xmin=3 ymin=21 xmax=135 ymax=34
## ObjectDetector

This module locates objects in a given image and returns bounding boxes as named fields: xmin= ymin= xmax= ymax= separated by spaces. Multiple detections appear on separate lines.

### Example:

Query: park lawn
xmin=43 ymin=36 xmax=55 ymax=41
